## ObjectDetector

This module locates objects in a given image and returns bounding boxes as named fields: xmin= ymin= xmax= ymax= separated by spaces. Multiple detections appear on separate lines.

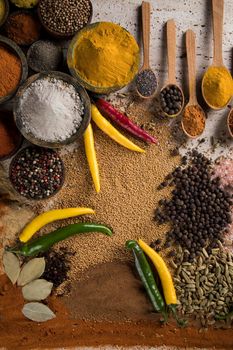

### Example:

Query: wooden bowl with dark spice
xmin=14 ymin=71 xmax=91 ymax=149
xmin=0 ymin=0 xmax=9 ymax=28
xmin=37 ymin=0 xmax=93 ymax=39
xmin=0 ymin=35 xmax=28 ymax=105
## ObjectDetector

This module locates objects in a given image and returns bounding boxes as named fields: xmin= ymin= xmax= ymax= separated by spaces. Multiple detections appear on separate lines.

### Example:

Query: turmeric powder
xmin=72 ymin=22 xmax=139 ymax=88
xmin=202 ymin=66 xmax=233 ymax=109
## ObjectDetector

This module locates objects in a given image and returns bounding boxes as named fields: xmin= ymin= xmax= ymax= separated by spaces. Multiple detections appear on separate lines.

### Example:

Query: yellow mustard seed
xmin=10 ymin=0 xmax=39 ymax=8
xmin=0 ymin=0 xmax=5 ymax=24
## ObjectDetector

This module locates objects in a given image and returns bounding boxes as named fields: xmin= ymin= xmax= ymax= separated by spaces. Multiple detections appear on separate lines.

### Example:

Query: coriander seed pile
xmin=39 ymin=0 xmax=92 ymax=35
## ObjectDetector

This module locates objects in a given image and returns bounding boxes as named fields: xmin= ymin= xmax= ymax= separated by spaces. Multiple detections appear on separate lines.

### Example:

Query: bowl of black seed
xmin=159 ymin=84 xmax=184 ymax=117
xmin=27 ymin=40 xmax=63 ymax=73
xmin=38 ymin=0 xmax=93 ymax=38
xmin=9 ymin=146 xmax=65 ymax=200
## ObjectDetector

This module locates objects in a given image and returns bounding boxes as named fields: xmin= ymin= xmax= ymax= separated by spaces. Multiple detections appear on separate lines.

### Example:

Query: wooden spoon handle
xmin=212 ymin=0 xmax=224 ymax=66
xmin=166 ymin=19 xmax=176 ymax=84
xmin=186 ymin=29 xmax=197 ymax=105
xmin=142 ymin=1 xmax=151 ymax=69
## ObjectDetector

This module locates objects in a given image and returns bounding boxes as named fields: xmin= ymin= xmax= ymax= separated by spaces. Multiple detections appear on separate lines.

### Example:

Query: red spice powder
xmin=0 ymin=111 xmax=21 ymax=158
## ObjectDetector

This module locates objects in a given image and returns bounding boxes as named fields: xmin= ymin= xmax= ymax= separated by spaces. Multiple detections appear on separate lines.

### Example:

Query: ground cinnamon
xmin=0 ymin=45 xmax=21 ymax=97
xmin=5 ymin=12 xmax=41 ymax=45
xmin=182 ymin=105 xmax=205 ymax=137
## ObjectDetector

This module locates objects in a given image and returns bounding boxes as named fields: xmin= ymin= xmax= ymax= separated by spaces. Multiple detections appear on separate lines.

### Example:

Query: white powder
xmin=20 ymin=77 xmax=84 ymax=142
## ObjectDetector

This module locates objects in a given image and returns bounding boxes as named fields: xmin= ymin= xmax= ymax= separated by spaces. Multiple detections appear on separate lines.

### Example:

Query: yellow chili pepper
xmin=84 ymin=123 xmax=100 ymax=193
xmin=91 ymin=104 xmax=145 ymax=153
xmin=19 ymin=208 xmax=95 ymax=243
xmin=138 ymin=238 xmax=177 ymax=305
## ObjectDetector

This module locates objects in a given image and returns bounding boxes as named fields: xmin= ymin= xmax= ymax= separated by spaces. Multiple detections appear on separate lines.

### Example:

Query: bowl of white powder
xmin=14 ymin=71 xmax=91 ymax=148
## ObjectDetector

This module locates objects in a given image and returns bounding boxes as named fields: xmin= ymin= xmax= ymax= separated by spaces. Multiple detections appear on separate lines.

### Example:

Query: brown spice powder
xmin=182 ymin=105 xmax=205 ymax=137
xmin=39 ymin=99 xmax=181 ymax=290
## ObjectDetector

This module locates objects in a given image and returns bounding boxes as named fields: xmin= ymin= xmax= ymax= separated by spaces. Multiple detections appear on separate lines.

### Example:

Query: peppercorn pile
xmin=39 ymin=0 xmax=91 ymax=35
xmin=160 ymin=84 xmax=183 ymax=116
xmin=10 ymin=147 xmax=64 ymax=200
xmin=155 ymin=151 xmax=232 ymax=261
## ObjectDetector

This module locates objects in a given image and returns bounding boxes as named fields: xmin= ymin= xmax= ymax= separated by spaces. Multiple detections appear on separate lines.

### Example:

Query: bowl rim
xmin=13 ymin=71 xmax=91 ymax=149
xmin=0 ymin=35 xmax=28 ymax=105
xmin=37 ymin=0 xmax=93 ymax=39
xmin=67 ymin=21 xmax=140 ymax=94
xmin=9 ymin=145 xmax=65 ymax=201
xmin=0 ymin=0 xmax=9 ymax=28
xmin=4 ymin=9 xmax=41 ymax=46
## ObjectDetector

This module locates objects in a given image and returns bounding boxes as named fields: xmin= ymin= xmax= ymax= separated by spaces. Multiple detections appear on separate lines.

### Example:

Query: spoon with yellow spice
xmin=202 ymin=0 xmax=233 ymax=110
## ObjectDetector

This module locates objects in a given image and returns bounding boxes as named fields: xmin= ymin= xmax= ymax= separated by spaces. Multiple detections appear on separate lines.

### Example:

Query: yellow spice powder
xmin=73 ymin=22 xmax=139 ymax=88
xmin=202 ymin=66 xmax=233 ymax=108
xmin=10 ymin=0 xmax=39 ymax=8
xmin=0 ymin=0 xmax=5 ymax=23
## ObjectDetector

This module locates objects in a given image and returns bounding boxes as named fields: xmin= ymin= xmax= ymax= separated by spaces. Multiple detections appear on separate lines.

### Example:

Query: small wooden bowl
xmin=0 ymin=0 xmax=9 ymax=28
xmin=37 ymin=0 xmax=93 ymax=39
xmin=0 ymin=35 xmax=28 ymax=105
xmin=14 ymin=71 xmax=91 ymax=149
xmin=67 ymin=22 xmax=140 ymax=94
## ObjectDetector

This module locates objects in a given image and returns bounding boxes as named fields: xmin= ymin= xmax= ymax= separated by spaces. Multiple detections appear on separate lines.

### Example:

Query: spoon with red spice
xmin=181 ymin=30 xmax=206 ymax=138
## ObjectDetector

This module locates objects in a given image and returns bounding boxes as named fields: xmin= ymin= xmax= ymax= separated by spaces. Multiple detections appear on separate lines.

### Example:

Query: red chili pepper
xmin=95 ymin=98 xmax=157 ymax=144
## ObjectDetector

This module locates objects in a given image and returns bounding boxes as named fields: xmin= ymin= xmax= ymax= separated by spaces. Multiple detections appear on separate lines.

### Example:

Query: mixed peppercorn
xmin=10 ymin=147 xmax=64 ymax=200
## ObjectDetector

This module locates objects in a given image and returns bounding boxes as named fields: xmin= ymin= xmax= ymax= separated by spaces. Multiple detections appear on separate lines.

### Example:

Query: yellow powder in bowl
xmin=202 ymin=66 xmax=233 ymax=109
xmin=0 ymin=0 xmax=6 ymax=24
xmin=72 ymin=22 xmax=139 ymax=88
xmin=10 ymin=0 xmax=39 ymax=8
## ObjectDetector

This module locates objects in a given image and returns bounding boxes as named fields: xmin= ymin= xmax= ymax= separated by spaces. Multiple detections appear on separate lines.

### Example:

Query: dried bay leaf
xmin=17 ymin=258 xmax=45 ymax=286
xmin=22 ymin=279 xmax=53 ymax=301
xmin=22 ymin=302 xmax=56 ymax=322
xmin=3 ymin=251 xmax=21 ymax=284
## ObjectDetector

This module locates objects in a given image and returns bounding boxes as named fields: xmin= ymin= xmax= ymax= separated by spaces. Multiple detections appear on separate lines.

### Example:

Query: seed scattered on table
xmin=10 ymin=147 xmax=64 ymax=200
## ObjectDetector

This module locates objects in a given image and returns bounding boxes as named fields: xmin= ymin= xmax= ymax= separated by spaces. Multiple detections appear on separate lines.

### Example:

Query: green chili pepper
xmin=7 ymin=223 xmax=112 ymax=257
xmin=126 ymin=240 xmax=167 ymax=321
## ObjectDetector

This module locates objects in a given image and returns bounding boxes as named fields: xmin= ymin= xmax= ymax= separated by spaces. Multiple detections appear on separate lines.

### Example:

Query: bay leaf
xmin=22 ymin=279 xmax=53 ymax=301
xmin=22 ymin=302 xmax=56 ymax=322
xmin=17 ymin=258 xmax=45 ymax=286
xmin=3 ymin=251 xmax=21 ymax=284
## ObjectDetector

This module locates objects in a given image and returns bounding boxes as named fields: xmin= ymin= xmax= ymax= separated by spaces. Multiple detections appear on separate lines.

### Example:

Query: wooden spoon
xmin=159 ymin=19 xmax=184 ymax=118
xmin=227 ymin=107 xmax=233 ymax=137
xmin=135 ymin=1 xmax=157 ymax=99
xmin=201 ymin=0 xmax=232 ymax=110
xmin=182 ymin=30 xmax=206 ymax=138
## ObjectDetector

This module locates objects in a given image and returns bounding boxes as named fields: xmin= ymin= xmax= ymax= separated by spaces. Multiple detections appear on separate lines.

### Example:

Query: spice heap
xmin=160 ymin=84 xmax=183 ymax=116
xmin=174 ymin=245 xmax=233 ymax=327
xmin=10 ymin=0 xmax=39 ymax=8
xmin=0 ymin=0 xmax=5 ymax=24
xmin=155 ymin=151 xmax=232 ymax=261
xmin=202 ymin=66 xmax=233 ymax=109
xmin=39 ymin=0 xmax=91 ymax=35
xmin=72 ymin=22 xmax=139 ymax=88
xmin=10 ymin=147 xmax=64 ymax=200
xmin=0 ymin=45 xmax=21 ymax=98
xmin=19 ymin=77 xmax=84 ymax=142
xmin=182 ymin=105 xmax=205 ymax=137
xmin=5 ymin=12 xmax=41 ymax=46
xmin=135 ymin=69 xmax=157 ymax=97
xmin=0 ymin=111 xmax=21 ymax=159
xmin=27 ymin=41 xmax=62 ymax=73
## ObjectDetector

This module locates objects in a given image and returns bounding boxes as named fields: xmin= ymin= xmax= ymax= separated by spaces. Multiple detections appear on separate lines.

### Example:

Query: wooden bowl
xmin=37 ymin=0 xmax=93 ymax=39
xmin=13 ymin=71 xmax=91 ymax=149
xmin=67 ymin=22 xmax=140 ymax=94
xmin=0 ymin=35 xmax=28 ymax=105
xmin=0 ymin=0 xmax=9 ymax=28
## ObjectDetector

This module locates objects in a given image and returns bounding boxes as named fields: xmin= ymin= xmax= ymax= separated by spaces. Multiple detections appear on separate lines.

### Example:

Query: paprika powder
xmin=0 ymin=45 xmax=21 ymax=98
xmin=0 ymin=111 xmax=22 ymax=159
